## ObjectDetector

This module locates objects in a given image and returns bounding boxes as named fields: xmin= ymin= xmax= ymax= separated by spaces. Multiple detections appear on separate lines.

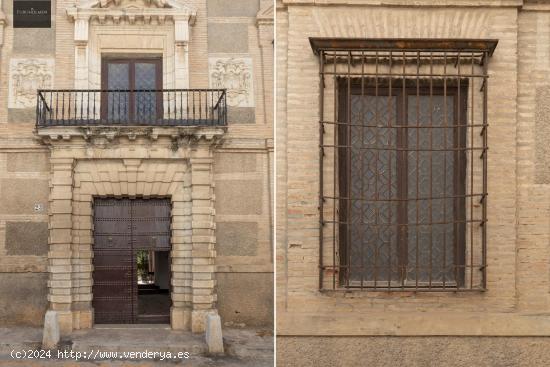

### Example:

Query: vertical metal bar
xmin=117 ymin=91 xmax=121 ymax=124
xmin=168 ymin=90 xmax=171 ymax=122
xmin=49 ymin=91 xmax=53 ymax=125
xmin=374 ymin=51 xmax=379 ymax=288
xmin=36 ymin=92 xmax=40 ymax=127
xmin=444 ymin=52 xmax=454 ymax=288
xmin=430 ymin=51 xmax=436 ymax=289
xmin=346 ymin=51 xmax=352 ymax=288
xmin=61 ymin=91 xmax=65 ymax=124
xmin=456 ymin=51 xmax=464 ymax=289
xmin=86 ymin=91 xmax=90 ymax=124
xmin=470 ymin=52 xmax=475 ymax=290
xmin=388 ymin=50 xmax=393 ymax=291
xmin=319 ymin=51 xmax=325 ymax=290
xmin=55 ymin=91 xmax=59 ymax=122
xmin=416 ymin=51 xmax=421 ymax=290
xmin=482 ymin=51 xmax=488 ymax=290
xmin=401 ymin=50 xmax=407 ymax=290
xmin=360 ymin=50 xmax=365 ymax=290
xmin=332 ymin=50 xmax=337 ymax=290
xmin=199 ymin=90 xmax=202 ymax=122
xmin=67 ymin=92 xmax=71 ymax=124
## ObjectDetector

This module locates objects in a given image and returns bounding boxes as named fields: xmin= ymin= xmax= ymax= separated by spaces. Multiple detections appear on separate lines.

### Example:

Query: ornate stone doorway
xmin=37 ymin=128 xmax=225 ymax=334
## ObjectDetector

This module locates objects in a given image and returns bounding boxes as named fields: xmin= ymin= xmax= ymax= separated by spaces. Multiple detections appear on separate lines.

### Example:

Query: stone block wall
xmin=0 ymin=0 xmax=273 ymax=329
xmin=0 ymin=151 xmax=50 ymax=325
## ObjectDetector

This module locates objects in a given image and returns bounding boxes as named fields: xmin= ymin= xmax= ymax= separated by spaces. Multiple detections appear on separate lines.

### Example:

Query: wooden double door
xmin=92 ymin=198 xmax=171 ymax=324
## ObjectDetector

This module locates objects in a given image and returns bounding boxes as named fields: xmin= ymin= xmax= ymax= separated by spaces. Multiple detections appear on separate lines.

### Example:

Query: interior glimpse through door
xmin=101 ymin=58 xmax=162 ymax=124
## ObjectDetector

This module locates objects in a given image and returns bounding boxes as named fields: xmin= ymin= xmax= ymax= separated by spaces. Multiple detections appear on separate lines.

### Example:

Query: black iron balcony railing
xmin=36 ymin=89 xmax=227 ymax=127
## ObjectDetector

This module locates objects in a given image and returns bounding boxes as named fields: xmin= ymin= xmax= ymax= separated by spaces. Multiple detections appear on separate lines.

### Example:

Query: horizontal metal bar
xmin=38 ymin=88 xmax=227 ymax=92
xmin=323 ymin=192 xmax=487 ymax=202
xmin=320 ymin=72 xmax=488 ymax=78
xmin=321 ymin=120 xmax=488 ymax=129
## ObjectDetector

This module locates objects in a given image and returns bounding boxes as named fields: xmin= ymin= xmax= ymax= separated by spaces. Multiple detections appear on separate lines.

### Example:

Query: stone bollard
xmin=205 ymin=313 xmax=224 ymax=354
xmin=42 ymin=310 xmax=60 ymax=350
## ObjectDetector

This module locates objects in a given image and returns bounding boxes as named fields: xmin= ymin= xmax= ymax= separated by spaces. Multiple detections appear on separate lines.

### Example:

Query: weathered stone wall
xmin=208 ymin=0 xmax=274 ymax=328
xmin=276 ymin=0 xmax=550 ymax=349
xmin=0 ymin=149 xmax=50 ymax=325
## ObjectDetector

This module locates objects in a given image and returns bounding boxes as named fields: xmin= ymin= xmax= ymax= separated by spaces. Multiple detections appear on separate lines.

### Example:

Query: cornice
xmin=35 ymin=126 xmax=226 ymax=148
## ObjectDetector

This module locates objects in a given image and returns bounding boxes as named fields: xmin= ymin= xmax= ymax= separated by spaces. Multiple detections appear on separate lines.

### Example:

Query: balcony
xmin=36 ymin=89 xmax=227 ymax=127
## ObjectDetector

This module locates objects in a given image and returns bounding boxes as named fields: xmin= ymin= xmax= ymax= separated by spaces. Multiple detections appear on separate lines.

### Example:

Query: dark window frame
xmin=100 ymin=57 xmax=163 ymax=123
xmin=337 ymin=81 xmax=469 ymax=288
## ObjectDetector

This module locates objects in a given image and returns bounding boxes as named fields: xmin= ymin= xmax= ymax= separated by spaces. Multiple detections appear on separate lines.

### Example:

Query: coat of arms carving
xmin=9 ymin=58 xmax=54 ymax=109
xmin=209 ymin=57 xmax=254 ymax=107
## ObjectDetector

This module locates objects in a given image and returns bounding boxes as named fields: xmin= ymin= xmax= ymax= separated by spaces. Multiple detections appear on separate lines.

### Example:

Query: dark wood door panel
xmin=92 ymin=197 xmax=171 ymax=324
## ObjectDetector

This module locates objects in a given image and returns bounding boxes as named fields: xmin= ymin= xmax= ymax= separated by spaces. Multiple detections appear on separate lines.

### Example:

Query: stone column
xmin=190 ymin=139 xmax=217 ymax=333
xmin=47 ymin=156 xmax=75 ymax=334
xmin=171 ymin=164 xmax=193 ymax=330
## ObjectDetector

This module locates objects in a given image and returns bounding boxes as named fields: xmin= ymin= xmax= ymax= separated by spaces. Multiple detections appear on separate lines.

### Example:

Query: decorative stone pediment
xmin=66 ymin=0 xmax=196 ymax=38
xmin=93 ymin=0 xmax=171 ymax=9
xmin=75 ymin=0 xmax=195 ymax=11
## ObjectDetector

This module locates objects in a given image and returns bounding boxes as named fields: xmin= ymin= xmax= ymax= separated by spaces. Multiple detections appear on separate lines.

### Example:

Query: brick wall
xmin=277 ymin=0 xmax=550 ymax=340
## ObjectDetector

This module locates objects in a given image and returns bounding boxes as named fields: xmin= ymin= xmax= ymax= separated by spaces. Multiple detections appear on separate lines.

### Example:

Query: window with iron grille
xmin=312 ymin=39 xmax=497 ymax=291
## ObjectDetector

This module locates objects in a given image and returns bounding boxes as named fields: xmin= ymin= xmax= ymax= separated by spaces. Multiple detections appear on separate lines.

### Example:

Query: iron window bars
xmin=36 ymin=89 xmax=227 ymax=127
xmin=312 ymin=38 xmax=497 ymax=291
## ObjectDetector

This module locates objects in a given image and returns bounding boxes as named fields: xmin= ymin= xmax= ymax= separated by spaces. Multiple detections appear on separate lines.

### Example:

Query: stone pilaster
xmin=171 ymin=167 xmax=193 ymax=330
xmin=190 ymin=140 xmax=218 ymax=333
xmin=47 ymin=156 xmax=75 ymax=335
xmin=256 ymin=4 xmax=274 ymax=126
xmin=73 ymin=16 xmax=89 ymax=89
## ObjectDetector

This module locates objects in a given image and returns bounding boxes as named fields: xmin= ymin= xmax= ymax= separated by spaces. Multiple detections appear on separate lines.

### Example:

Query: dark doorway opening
xmin=137 ymin=250 xmax=171 ymax=323
xmin=92 ymin=198 xmax=172 ymax=324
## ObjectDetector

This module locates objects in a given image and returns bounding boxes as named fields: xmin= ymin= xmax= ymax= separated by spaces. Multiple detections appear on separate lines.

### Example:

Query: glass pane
xmin=107 ymin=63 xmax=130 ymax=122
xmin=406 ymin=95 xmax=456 ymax=283
xmin=134 ymin=63 xmax=158 ymax=123
xmin=348 ymin=94 xmax=398 ymax=283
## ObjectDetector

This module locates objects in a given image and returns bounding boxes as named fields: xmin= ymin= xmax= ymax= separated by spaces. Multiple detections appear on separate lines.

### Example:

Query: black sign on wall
xmin=13 ymin=0 xmax=51 ymax=28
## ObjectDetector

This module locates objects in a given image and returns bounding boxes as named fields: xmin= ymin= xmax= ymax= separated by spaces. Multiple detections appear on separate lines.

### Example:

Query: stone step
xmin=68 ymin=326 xmax=208 ymax=356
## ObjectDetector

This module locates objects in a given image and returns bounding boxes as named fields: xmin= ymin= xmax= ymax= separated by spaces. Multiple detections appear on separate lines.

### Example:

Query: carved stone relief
xmin=209 ymin=57 xmax=254 ymax=107
xmin=9 ymin=58 xmax=54 ymax=109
